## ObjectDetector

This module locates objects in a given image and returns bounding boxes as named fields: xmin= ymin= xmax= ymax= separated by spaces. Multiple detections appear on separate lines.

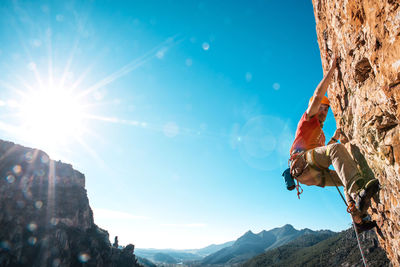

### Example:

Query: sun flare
xmin=17 ymin=87 xmax=86 ymax=150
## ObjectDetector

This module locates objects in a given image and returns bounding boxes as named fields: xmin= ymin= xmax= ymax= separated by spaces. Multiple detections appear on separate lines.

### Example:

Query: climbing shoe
xmin=348 ymin=177 xmax=366 ymax=193
xmin=355 ymin=179 xmax=380 ymax=214
xmin=354 ymin=220 xmax=377 ymax=234
xmin=347 ymin=200 xmax=367 ymax=224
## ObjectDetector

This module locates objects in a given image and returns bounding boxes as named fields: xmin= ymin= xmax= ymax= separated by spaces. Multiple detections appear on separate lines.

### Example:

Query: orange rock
xmin=312 ymin=0 xmax=400 ymax=265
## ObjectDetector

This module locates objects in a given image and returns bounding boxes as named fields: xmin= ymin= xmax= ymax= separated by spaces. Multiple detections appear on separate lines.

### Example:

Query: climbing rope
xmin=352 ymin=219 xmax=368 ymax=267
xmin=289 ymin=148 xmax=368 ymax=265
xmin=327 ymin=172 xmax=368 ymax=267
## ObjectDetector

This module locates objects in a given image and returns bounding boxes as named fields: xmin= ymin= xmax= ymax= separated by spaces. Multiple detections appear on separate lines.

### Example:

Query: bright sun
xmin=18 ymin=87 xmax=86 ymax=150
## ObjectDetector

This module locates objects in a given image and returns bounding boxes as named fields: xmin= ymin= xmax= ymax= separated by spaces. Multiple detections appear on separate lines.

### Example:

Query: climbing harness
xmin=288 ymin=151 xmax=306 ymax=199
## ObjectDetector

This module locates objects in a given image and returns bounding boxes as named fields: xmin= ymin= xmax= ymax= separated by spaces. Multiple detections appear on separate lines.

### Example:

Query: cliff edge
xmin=312 ymin=0 xmax=400 ymax=265
xmin=0 ymin=139 xmax=141 ymax=267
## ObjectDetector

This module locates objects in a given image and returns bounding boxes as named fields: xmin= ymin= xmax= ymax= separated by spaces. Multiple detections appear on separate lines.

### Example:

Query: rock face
xmin=312 ymin=0 xmax=400 ymax=265
xmin=0 ymin=139 xmax=141 ymax=267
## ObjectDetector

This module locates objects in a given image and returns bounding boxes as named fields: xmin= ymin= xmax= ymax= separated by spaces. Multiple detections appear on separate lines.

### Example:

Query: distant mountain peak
xmin=234 ymin=230 xmax=259 ymax=245
xmin=257 ymin=230 xmax=267 ymax=235
xmin=202 ymin=224 xmax=316 ymax=265
xmin=282 ymin=224 xmax=295 ymax=229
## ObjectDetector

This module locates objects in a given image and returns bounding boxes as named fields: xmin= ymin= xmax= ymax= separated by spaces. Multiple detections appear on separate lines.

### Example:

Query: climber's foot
xmin=347 ymin=200 xmax=366 ymax=224
xmin=355 ymin=179 xmax=380 ymax=214
xmin=351 ymin=211 xmax=367 ymax=225
xmin=354 ymin=220 xmax=377 ymax=234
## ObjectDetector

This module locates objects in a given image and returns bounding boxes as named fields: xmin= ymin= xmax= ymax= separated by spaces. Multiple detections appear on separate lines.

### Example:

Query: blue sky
xmin=0 ymin=0 xmax=352 ymax=249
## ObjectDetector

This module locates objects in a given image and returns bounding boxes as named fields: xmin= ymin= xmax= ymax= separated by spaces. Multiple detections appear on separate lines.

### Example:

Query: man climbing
xmin=289 ymin=56 xmax=380 ymax=232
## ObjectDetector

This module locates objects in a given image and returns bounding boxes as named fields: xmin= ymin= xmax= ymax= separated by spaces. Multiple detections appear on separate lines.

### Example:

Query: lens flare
xmin=202 ymin=42 xmax=210 ymax=50
xmin=6 ymin=175 xmax=15 ymax=183
xmin=78 ymin=253 xmax=90 ymax=263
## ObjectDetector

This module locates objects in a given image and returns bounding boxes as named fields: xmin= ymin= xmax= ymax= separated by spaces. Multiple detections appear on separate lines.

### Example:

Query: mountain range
xmin=243 ymin=227 xmax=390 ymax=267
xmin=136 ymin=224 xmax=389 ymax=267
xmin=136 ymin=224 xmax=335 ymax=266
xmin=199 ymin=224 xmax=333 ymax=265
xmin=135 ymin=240 xmax=235 ymax=264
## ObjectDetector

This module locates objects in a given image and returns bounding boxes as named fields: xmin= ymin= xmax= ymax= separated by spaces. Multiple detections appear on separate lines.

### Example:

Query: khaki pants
xmin=295 ymin=143 xmax=361 ymax=199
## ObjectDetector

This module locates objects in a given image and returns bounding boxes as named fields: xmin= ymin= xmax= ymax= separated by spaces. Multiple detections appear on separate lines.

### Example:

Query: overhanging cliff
xmin=312 ymin=0 xmax=400 ymax=265
xmin=0 ymin=139 xmax=140 ymax=267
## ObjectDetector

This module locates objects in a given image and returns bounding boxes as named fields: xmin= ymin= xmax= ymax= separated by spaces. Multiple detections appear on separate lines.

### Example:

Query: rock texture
xmin=0 ymin=139 xmax=141 ymax=267
xmin=312 ymin=0 xmax=400 ymax=266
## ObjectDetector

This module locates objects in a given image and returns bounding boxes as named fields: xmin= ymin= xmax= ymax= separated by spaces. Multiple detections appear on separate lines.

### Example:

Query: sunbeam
xmin=78 ymin=34 xmax=182 ymax=99
xmin=83 ymin=114 xmax=141 ymax=126
xmin=47 ymin=29 xmax=53 ymax=86
xmin=83 ymin=113 xmax=230 ymax=140
xmin=0 ymin=80 xmax=27 ymax=97
xmin=0 ymin=6 xmax=185 ymax=164
xmin=74 ymin=135 xmax=106 ymax=167
xmin=59 ymin=40 xmax=80 ymax=88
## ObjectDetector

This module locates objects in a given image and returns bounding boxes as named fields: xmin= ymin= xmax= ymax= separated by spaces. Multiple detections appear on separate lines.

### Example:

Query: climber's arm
xmin=327 ymin=128 xmax=349 ymax=145
xmin=306 ymin=56 xmax=338 ymax=119
xmin=327 ymin=128 xmax=341 ymax=145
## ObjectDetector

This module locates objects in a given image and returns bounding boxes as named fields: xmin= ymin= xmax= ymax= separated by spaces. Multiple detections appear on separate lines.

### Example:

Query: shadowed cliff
xmin=0 ymin=139 xmax=141 ymax=267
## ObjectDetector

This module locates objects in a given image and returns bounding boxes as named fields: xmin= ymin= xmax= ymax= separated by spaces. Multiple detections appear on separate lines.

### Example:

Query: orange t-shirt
xmin=290 ymin=112 xmax=325 ymax=154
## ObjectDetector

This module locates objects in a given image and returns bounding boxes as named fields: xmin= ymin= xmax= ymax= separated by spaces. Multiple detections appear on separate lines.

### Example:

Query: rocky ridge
xmin=243 ymin=227 xmax=389 ymax=267
xmin=312 ymin=0 xmax=400 ymax=265
xmin=0 ymin=139 xmax=141 ymax=267
xmin=200 ymin=224 xmax=334 ymax=266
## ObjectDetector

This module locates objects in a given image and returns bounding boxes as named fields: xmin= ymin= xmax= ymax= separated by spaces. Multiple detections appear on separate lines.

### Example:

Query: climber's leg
xmin=307 ymin=143 xmax=369 ymax=193
xmin=309 ymin=143 xmax=380 ymax=214
xmin=322 ymin=170 xmax=343 ymax=187
xmin=322 ymin=170 xmax=362 ymax=224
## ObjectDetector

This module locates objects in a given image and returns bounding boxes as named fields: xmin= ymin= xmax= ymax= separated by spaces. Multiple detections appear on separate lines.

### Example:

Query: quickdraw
xmin=347 ymin=201 xmax=356 ymax=214
xmin=295 ymin=179 xmax=303 ymax=199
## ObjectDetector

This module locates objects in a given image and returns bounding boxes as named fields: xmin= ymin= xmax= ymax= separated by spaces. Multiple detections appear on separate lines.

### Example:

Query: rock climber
xmin=289 ymin=56 xmax=380 ymax=232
